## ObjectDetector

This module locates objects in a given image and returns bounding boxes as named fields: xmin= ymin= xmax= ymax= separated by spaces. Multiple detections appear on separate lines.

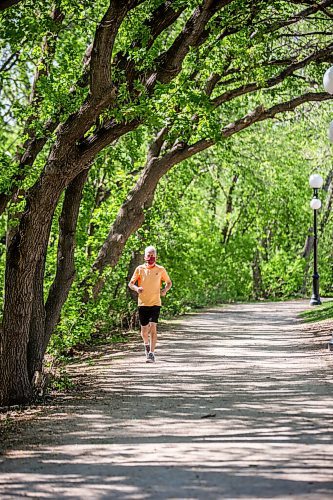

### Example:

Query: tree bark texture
xmin=252 ymin=249 xmax=263 ymax=300
xmin=1 ymin=171 xmax=68 ymax=404
xmin=0 ymin=154 xmax=83 ymax=404
xmin=44 ymin=169 xmax=89 ymax=351
xmin=27 ymin=253 xmax=48 ymax=381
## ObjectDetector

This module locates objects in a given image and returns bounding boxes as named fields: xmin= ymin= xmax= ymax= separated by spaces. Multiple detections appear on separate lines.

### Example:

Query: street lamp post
xmin=309 ymin=174 xmax=323 ymax=306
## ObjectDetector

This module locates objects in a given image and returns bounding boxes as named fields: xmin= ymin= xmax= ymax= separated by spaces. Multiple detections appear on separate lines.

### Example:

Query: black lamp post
xmin=309 ymin=174 xmax=323 ymax=306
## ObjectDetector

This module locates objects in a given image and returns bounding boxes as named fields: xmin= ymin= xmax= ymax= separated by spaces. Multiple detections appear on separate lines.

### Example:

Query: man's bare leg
xmin=141 ymin=325 xmax=150 ymax=357
xmin=149 ymin=322 xmax=157 ymax=353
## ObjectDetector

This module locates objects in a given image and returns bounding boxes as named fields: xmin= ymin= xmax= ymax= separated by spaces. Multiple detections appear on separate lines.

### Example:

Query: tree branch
xmin=167 ymin=92 xmax=333 ymax=166
xmin=113 ymin=1 xmax=186 ymax=89
xmin=260 ymin=0 xmax=333 ymax=34
xmin=145 ymin=0 xmax=234 ymax=88
xmin=0 ymin=51 xmax=20 ymax=73
xmin=212 ymin=42 xmax=333 ymax=108
xmin=90 ymin=1 xmax=140 ymax=98
xmin=78 ymin=0 xmax=333 ymax=162
xmin=0 ymin=0 xmax=22 ymax=11
xmin=78 ymin=119 xmax=141 ymax=161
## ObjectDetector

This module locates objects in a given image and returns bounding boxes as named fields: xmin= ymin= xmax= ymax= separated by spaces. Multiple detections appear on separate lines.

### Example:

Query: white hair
xmin=144 ymin=245 xmax=157 ymax=257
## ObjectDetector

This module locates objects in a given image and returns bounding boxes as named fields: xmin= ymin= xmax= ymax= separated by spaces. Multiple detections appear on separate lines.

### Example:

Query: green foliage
xmin=44 ymin=102 xmax=333 ymax=353
xmin=262 ymin=252 xmax=306 ymax=298
xmin=300 ymin=300 xmax=333 ymax=323
xmin=50 ymin=368 xmax=74 ymax=392
xmin=2 ymin=0 xmax=333 ymax=356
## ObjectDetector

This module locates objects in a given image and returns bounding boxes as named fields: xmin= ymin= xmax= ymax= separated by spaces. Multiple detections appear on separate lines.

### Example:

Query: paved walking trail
xmin=1 ymin=300 xmax=333 ymax=499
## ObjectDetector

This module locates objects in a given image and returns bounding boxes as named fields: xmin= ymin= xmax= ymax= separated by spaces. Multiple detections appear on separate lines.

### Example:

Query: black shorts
xmin=138 ymin=306 xmax=161 ymax=326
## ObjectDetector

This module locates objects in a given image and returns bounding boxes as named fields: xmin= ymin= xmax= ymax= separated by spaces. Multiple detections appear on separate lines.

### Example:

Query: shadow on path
xmin=1 ymin=300 xmax=333 ymax=499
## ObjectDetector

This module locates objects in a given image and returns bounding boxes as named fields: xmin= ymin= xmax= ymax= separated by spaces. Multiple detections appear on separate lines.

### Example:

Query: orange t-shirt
xmin=130 ymin=264 xmax=171 ymax=306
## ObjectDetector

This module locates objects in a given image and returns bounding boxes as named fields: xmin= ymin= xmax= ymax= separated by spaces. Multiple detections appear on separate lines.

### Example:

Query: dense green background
xmin=1 ymin=0 xmax=333 ymax=356
xmin=47 ymin=105 xmax=333 ymax=354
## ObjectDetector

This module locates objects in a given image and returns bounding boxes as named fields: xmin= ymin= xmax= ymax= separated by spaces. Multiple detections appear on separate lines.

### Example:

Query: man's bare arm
xmin=128 ymin=281 xmax=143 ymax=293
xmin=161 ymin=280 xmax=172 ymax=296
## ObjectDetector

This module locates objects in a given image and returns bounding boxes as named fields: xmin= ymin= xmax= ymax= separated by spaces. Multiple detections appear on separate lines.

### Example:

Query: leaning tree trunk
xmin=27 ymin=252 xmax=49 ymax=382
xmin=1 ymin=236 xmax=52 ymax=403
xmin=44 ymin=169 xmax=89 ymax=353
xmin=0 ymin=154 xmax=81 ymax=405
xmin=24 ymin=169 xmax=89 ymax=388
xmin=252 ymin=248 xmax=263 ymax=300
xmin=0 ymin=81 xmax=118 ymax=405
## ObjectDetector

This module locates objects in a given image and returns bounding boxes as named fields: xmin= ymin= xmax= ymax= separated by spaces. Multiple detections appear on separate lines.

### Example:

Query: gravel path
xmin=1 ymin=300 xmax=333 ymax=499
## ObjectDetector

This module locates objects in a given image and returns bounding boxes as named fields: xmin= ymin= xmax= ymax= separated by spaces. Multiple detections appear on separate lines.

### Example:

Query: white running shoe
xmin=146 ymin=352 xmax=155 ymax=363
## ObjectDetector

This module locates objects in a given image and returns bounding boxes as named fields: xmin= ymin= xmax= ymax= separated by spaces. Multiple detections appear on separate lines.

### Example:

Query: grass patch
xmin=300 ymin=300 xmax=333 ymax=323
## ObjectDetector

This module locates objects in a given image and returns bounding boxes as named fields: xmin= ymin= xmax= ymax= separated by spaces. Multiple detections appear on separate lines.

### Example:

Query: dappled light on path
xmin=1 ymin=301 xmax=333 ymax=498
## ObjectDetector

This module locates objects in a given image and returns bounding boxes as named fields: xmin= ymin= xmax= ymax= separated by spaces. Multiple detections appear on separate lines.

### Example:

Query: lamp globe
xmin=309 ymin=174 xmax=324 ymax=189
xmin=323 ymin=66 xmax=333 ymax=94
xmin=310 ymin=198 xmax=322 ymax=210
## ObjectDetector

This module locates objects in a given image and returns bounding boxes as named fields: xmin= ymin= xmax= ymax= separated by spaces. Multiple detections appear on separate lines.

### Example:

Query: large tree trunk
xmin=0 ymin=82 xmax=118 ymax=405
xmin=25 ymin=169 xmax=89 ymax=389
xmin=0 ymin=250 xmax=33 ymax=404
xmin=1 ymin=184 xmax=64 ymax=404
xmin=252 ymin=248 xmax=263 ymax=300
xmin=27 ymin=253 xmax=49 ymax=382
xmin=0 ymin=156 xmax=80 ymax=405
xmin=44 ymin=169 xmax=89 ymax=351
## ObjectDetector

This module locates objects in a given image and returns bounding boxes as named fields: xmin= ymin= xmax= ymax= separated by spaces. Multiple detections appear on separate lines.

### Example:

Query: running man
xmin=128 ymin=246 xmax=172 ymax=363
